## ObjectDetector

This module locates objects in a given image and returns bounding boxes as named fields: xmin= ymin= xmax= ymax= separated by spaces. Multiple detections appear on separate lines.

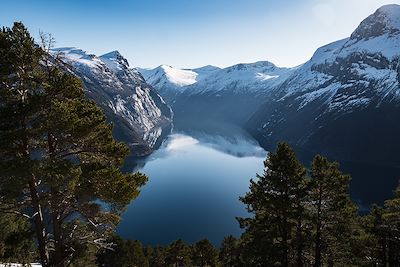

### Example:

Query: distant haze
xmin=1 ymin=0 xmax=399 ymax=68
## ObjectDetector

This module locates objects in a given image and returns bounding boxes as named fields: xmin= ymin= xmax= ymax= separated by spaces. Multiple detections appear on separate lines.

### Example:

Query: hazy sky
xmin=1 ymin=0 xmax=399 ymax=68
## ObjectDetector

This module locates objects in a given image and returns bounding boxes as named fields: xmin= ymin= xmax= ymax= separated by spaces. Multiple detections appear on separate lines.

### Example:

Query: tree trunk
xmin=296 ymin=217 xmax=304 ymax=267
xmin=51 ymin=198 xmax=64 ymax=266
xmin=29 ymin=175 xmax=49 ymax=267
xmin=314 ymin=188 xmax=323 ymax=267
xmin=314 ymin=226 xmax=322 ymax=267
xmin=282 ymin=220 xmax=289 ymax=267
xmin=48 ymin=133 xmax=65 ymax=266
xmin=382 ymin=237 xmax=389 ymax=267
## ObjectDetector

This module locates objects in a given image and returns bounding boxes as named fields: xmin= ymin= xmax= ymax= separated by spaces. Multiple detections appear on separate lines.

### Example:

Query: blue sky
xmin=1 ymin=0 xmax=399 ymax=68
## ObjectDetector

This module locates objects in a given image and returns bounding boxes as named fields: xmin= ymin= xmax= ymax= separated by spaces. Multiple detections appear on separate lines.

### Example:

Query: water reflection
xmin=119 ymin=126 xmax=400 ymax=246
xmin=118 ymin=131 xmax=266 ymax=246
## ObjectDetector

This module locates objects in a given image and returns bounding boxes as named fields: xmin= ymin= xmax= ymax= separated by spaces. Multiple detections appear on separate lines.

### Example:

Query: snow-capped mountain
xmin=140 ymin=4 xmax=400 ymax=165
xmin=138 ymin=64 xmax=220 ymax=104
xmin=139 ymin=60 xmax=293 ymax=126
xmin=171 ymin=61 xmax=293 ymax=126
xmin=247 ymin=4 xmax=400 ymax=165
xmin=52 ymin=47 xmax=172 ymax=155
xmin=139 ymin=61 xmax=292 ymax=127
xmin=184 ymin=61 xmax=292 ymax=94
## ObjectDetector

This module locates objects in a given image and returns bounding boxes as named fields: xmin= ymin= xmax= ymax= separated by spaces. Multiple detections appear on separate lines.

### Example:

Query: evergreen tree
xmin=191 ymin=239 xmax=219 ymax=267
xmin=148 ymin=246 xmax=167 ymax=267
xmin=165 ymin=239 xmax=192 ymax=267
xmin=96 ymin=236 xmax=149 ymax=267
xmin=362 ymin=205 xmax=388 ymax=266
xmin=0 ymin=22 xmax=147 ymax=266
xmin=309 ymin=155 xmax=359 ymax=267
xmin=238 ymin=142 xmax=307 ymax=266
xmin=382 ymin=185 xmax=400 ymax=265
xmin=219 ymin=235 xmax=241 ymax=267
xmin=0 ymin=210 xmax=37 ymax=264
xmin=362 ymin=185 xmax=400 ymax=266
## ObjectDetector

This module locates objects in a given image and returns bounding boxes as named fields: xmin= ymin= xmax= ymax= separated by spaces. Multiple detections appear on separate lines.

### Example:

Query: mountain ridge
xmin=52 ymin=47 xmax=173 ymax=156
xmin=247 ymin=4 xmax=400 ymax=165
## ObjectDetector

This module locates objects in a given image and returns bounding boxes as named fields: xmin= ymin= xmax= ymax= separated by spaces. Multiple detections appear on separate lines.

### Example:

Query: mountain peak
xmin=191 ymin=65 xmax=221 ymax=72
xmin=100 ymin=50 xmax=130 ymax=72
xmin=101 ymin=50 xmax=122 ymax=58
xmin=377 ymin=4 xmax=400 ymax=15
xmin=159 ymin=64 xmax=174 ymax=70
xmin=52 ymin=47 xmax=92 ymax=57
xmin=350 ymin=4 xmax=400 ymax=40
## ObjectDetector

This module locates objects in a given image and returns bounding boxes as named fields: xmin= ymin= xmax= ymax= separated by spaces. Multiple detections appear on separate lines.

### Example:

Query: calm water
xmin=117 ymin=130 xmax=266 ymax=246
xmin=117 ymin=127 xmax=400 ymax=246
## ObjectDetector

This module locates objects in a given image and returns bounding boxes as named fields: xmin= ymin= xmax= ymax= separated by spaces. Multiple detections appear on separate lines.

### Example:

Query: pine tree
xmin=309 ymin=155 xmax=359 ymax=267
xmin=238 ymin=142 xmax=307 ymax=266
xmin=165 ymin=239 xmax=192 ymax=267
xmin=219 ymin=235 xmax=241 ymax=267
xmin=362 ymin=205 xmax=388 ymax=266
xmin=191 ymin=239 xmax=219 ymax=267
xmin=0 ymin=22 xmax=49 ymax=266
xmin=0 ymin=22 xmax=147 ymax=266
xmin=382 ymin=185 xmax=400 ymax=265
xmin=363 ymin=185 xmax=400 ymax=266
xmin=148 ymin=246 xmax=167 ymax=267
xmin=96 ymin=235 xmax=149 ymax=267
xmin=0 ymin=210 xmax=37 ymax=264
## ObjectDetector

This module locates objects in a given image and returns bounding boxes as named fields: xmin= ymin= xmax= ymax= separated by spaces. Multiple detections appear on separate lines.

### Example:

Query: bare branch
xmin=0 ymin=208 xmax=33 ymax=219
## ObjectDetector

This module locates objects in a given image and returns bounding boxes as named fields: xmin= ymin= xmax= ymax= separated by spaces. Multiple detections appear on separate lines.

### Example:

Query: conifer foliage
xmin=238 ymin=143 xmax=307 ymax=266
xmin=0 ymin=22 xmax=147 ymax=266
xmin=238 ymin=143 xmax=365 ymax=266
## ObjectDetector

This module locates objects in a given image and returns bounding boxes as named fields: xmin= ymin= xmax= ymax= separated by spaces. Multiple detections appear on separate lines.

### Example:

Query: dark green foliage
xmin=165 ymin=239 xmax=193 ymax=267
xmin=363 ymin=186 xmax=400 ymax=266
xmin=96 ymin=235 xmax=149 ymax=267
xmin=192 ymin=239 xmax=219 ymax=267
xmin=0 ymin=22 xmax=147 ymax=267
xmin=236 ymin=142 xmax=393 ymax=266
xmin=0 ymin=211 xmax=37 ymax=264
xmin=238 ymin=142 xmax=307 ymax=266
xmin=147 ymin=246 xmax=167 ymax=267
xmin=309 ymin=155 xmax=360 ymax=266
xmin=382 ymin=186 xmax=400 ymax=265
xmin=219 ymin=235 xmax=241 ymax=267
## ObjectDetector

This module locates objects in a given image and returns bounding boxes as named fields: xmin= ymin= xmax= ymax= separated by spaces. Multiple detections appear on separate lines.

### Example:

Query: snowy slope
xmin=140 ymin=65 xmax=197 ymax=87
xmin=266 ymin=4 xmax=400 ymax=113
xmin=141 ymin=61 xmax=291 ymax=97
xmin=138 ymin=64 xmax=220 ymax=104
xmin=139 ymin=60 xmax=294 ymax=126
xmin=169 ymin=61 xmax=293 ymax=126
xmin=247 ymin=4 xmax=400 ymax=165
xmin=184 ymin=61 xmax=292 ymax=95
xmin=52 ymin=47 xmax=172 ymax=155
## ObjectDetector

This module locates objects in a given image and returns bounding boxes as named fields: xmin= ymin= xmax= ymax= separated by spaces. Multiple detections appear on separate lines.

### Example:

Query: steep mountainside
xmin=247 ymin=4 xmax=400 ymax=165
xmin=53 ymin=48 xmax=172 ymax=156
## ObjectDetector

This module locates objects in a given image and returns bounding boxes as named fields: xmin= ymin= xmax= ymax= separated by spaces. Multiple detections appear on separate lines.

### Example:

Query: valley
xmin=49 ymin=6 xmax=400 ymax=239
xmin=2 ymin=2 xmax=400 ymax=266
